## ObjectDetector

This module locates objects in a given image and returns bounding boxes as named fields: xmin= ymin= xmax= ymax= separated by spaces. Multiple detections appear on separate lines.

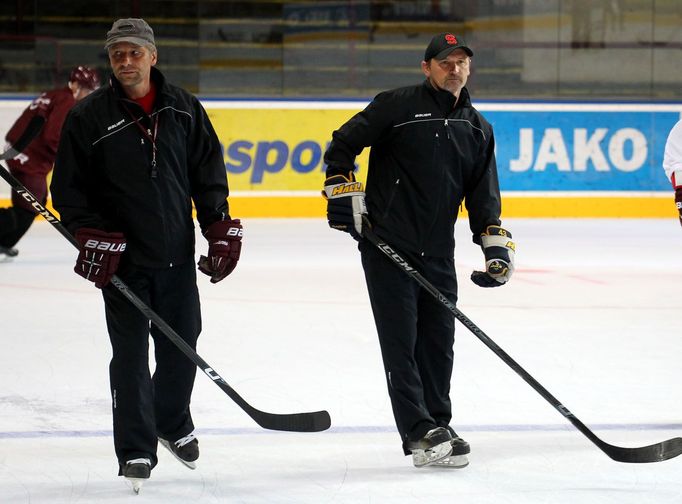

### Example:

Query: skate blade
xmin=412 ymin=441 xmax=453 ymax=468
xmin=431 ymin=454 xmax=469 ymax=469
xmin=159 ymin=438 xmax=197 ymax=470
xmin=126 ymin=477 xmax=145 ymax=494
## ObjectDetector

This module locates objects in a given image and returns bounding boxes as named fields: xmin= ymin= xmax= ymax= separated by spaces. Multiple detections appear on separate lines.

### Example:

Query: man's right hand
xmin=322 ymin=172 xmax=367 ymax=240
xmin=74 ymin=228 xmax=126 ymax=288
xmin=676 ymin=187 xmax=682 ymax=227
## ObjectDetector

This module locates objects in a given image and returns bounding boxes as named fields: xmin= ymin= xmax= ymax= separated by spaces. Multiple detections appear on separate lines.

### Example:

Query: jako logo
xmin=224 ymin=140 xmax=332 ymax=183
xmin=510 ymin=128 xmax=647 ymax=172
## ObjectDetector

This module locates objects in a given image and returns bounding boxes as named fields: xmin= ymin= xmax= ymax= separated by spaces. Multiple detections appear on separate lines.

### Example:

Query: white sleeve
xmin=663 ymin=119 xmax=682 ymax=188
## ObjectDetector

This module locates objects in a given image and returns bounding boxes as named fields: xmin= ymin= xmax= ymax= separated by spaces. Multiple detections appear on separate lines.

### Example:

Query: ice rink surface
xmin=0 ymin=217 xmax=681 ymax=503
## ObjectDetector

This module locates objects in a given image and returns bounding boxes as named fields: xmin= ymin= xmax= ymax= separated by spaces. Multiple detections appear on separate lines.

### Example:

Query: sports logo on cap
xmin=445 ymin=34 xmax=458 ymax=45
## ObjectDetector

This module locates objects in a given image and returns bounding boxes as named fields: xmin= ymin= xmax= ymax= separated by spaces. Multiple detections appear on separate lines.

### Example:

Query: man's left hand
xmin=676 ymin=187 xmax=682 ymax=227
xmin=471 ymin=225 xmax=515 ymax=288
xmin=198 ymin=219 xmax=243 ymax=283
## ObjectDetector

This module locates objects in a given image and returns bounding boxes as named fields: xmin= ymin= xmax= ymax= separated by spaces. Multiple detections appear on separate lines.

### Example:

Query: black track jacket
xmin=324 ymin=81 xmax=502 ymax=257
xmin=51 ymin=67 xmax=229 ymax=268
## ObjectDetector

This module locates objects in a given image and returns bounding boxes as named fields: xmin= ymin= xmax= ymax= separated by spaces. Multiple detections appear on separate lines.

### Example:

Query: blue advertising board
xmin=479 ymin=105 xmax=681 ymax=191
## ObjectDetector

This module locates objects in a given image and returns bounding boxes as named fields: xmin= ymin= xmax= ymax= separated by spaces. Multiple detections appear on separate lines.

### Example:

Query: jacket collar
xmin=109 ymin=66 xmax=174 ymax=107
xmin=423 ymin=79 xmax=472 ymax=111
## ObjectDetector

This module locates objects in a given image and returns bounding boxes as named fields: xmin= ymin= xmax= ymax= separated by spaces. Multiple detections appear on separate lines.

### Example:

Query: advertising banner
xmin=207 ymin=101 xmax=680 ymax=194
xmin=208 ymin=105 xmax=369 ymax=191
xmin=480 ymin=105 xmax=679 ymax=191
xmin=1 ymin=99 xmax=680 ymax=217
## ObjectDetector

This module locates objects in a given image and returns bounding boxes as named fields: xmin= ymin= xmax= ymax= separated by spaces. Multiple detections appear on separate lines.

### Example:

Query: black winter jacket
xmin=51 ymin=67 xmax=229 ymax=268
xmin=324 ymin=81 xmax=501 ymax=257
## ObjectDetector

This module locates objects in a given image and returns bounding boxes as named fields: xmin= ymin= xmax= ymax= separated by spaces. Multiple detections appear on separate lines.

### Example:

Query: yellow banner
xmin=208 ymin=108 xmax=368 ymax=191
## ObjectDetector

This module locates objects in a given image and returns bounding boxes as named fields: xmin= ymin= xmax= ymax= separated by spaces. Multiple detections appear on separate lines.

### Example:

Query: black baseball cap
xmin=424 ymin=33 xmax=473 ymax=61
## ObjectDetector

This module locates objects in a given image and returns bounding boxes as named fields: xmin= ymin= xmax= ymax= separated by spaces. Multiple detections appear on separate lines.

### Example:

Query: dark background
xmin=1 ymin=0 xmax=681 ymax=100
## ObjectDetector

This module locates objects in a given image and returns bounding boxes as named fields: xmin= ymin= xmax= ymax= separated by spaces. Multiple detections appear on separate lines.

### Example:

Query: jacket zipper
xmin=381 ymin=178 xmax=400 ymax=220
xmin=419 ymin=123 xmax=448 ymax=255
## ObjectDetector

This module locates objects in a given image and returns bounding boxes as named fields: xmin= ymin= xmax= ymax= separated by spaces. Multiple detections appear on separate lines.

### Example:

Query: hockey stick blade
xmin=362 ymin=223 xmax=682 ymax=463
xmin=0 ymin=116 xmax=45 ymax=161
xmin=0 ymin=164 xmax=331 ymax=433
xmin=598 ymin=437 xmax=682 ymax=463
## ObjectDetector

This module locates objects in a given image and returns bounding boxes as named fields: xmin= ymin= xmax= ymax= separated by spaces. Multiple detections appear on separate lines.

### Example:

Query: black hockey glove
xmin=471 ymin=225 xmax=515 ymax=288
xmin=322 ymin=172 xmax=367 ymax=240
xmin=676 ymin=187 xmax=682 ymax=227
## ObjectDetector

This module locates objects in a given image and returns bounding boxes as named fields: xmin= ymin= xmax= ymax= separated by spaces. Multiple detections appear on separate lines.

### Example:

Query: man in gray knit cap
xmin=51 ymin=18 xmax=242 ymax=493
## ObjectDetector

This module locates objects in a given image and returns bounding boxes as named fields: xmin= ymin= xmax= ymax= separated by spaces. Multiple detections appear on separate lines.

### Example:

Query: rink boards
xmin=0 ymin=98 xmax=680 ymax=218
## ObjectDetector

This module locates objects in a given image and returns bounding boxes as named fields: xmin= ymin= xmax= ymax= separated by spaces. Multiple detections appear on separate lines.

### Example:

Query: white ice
xmin=1 ymin=218 xmax=681 ymax=503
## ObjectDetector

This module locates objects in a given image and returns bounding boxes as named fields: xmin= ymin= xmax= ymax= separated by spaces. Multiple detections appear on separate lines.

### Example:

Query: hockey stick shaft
xmin=362 ymin=225 xmax=681 ymax=463
xmin=0 ymin=121 xmax=330 ymax=433
xmin=0 ymin=116 xmax=45 ymax=161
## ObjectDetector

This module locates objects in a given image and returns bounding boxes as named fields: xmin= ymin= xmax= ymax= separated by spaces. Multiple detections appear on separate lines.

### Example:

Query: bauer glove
xmin=471 ymin=225 xmax=515 ymax=288
xmin=322 ymin=172 xmax=367 ymax=240
xmin=198 ymin=218 xmax=243 ymax=283
xmin=676 ymin=187 xmax=682 ymax=228
xmin=74 ymin=228 xmax=126 ymax=289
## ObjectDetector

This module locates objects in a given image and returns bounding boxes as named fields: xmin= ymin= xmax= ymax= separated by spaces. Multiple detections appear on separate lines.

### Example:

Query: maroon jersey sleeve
xmin=5 ymin=87 xmax=75 ymax=176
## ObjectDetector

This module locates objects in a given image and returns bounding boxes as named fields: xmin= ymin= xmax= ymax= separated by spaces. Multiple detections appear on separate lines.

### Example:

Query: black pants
xmin=101 ymin=260 xmax=201 ymax=470
xmin=359 ymin=239 xmax=457 ymax=455
xmin=0 ymin=206 xmax=35 ymax=248
xmin=0 ymin=167 xmax=46 ymax=248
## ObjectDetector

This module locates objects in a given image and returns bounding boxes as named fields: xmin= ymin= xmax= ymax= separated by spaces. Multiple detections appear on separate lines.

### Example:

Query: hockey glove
xmin=471 ymin=225 xmax=515 ymax=288
xmin=74 ymin=228 xmax=126 ymax=289
xmin=198 ymin=218 xmax=243 ymax=283
xmin=676 ymin=187 xmax=682 ymax=227
xmin=322 ymin=172 xmax=367 ymax=240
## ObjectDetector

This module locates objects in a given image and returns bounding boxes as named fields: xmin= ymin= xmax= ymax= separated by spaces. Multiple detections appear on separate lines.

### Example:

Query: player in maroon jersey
xmin=0 ymin=65 xmax=100 ymax=258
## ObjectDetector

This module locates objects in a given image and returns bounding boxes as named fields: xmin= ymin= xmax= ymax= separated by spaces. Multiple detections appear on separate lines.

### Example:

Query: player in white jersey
xmin=663 ymin=119 xmax=682 ymax=227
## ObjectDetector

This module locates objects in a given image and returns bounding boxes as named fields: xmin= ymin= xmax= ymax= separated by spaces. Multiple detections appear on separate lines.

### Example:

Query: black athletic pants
xmin=101 ymin=260 xmax=201 ymax=471
xmin=0 ymin=168 xmax=46 ymax=248
xmin=0 ymin=206 xmax=35 ymax=248
xmin=359 ymin=239 xmax=458 ymax=455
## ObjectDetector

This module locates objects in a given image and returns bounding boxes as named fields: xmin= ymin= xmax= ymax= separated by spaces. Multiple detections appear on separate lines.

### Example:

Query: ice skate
xmin=122 ymin=458 xmax=151 ymax=494
xmin=0 ymin=245 xmax=18 ymax=261
xmin=407 ymin=427 xmax=453 ymax=468
xmin=159 ymin=432 xmax=199 ymax=470
xmin=432 ymin=434 xmax=470 ymax=468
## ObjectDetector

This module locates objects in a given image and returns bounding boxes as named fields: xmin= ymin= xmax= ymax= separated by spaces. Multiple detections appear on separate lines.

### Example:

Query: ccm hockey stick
xmin=0 ymin=116 xmax=331 ymax=433
xmin=362 ymin=221 xmax=681 ymax=463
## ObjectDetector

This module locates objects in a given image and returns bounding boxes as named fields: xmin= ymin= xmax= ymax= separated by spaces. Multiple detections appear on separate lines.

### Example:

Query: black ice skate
xmin=431 ymin=434 xmax=470 ymax=468
xmin=159 ymin=432 xmax=199 ymax=470
xmin=122 ymin=457 xmax=151 ymax=494
xmin=407 ymin=427 xmax=453 ymax=468
xmin=0 ymin=245 xmax=18 ymax=260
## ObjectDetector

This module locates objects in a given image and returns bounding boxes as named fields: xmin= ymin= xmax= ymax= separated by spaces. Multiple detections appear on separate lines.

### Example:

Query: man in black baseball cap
xmin=424 ymin=32 xmax=473 ymax=61
xmin=323 ymin=29 xmax=513 ymax=470
xmin=421 ymin=32 xmax=474 ymax=99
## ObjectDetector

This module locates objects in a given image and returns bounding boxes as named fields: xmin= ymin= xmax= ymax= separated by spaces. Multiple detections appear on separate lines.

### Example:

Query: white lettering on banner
xmin=509 ymin=129 xmax=533 ymax=172
xmin=536 ymin=128 xmax=570 ymax=172
xmin=574 ymin=128 xmax=609 ymax=171
xmin=609 ymin=128 xmax=647 ymax=172
xmin=509 ymin=128 xmax=648 ymax=173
